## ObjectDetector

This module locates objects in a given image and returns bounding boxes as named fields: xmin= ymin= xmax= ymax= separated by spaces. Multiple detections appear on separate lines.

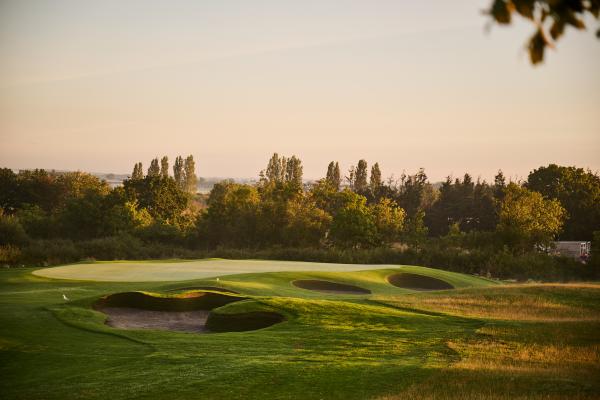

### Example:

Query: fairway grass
xmin=1 ymin=261 xmax=598 ymax=399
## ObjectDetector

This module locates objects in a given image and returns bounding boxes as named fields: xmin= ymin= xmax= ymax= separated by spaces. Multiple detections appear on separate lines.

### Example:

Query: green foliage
xmin=199 ymin=181 xmax=260 ymax=247
xmin=123 ymin=175 xmax=190 ymax=225
xmin=183 ymin=155 xmax=198 ymax=193
xmin=527 ymin=164 xmax=600 ymax=240
xmin=147 ymin=158 xmax=160 ymax=177
xmin=487 ymin=0 xmax=600 ymax=64
xmin=426 ymin=174 xmax=497 ymax=236
xmin=330 ymin=190 xmax=377 ymax=248
xmin=0 ymin=210 xmax=29 ymax=246
xmin=131 ymin=162 xmax=143 ymax=180
xmin=370 ymin=197 xmax=405 ymax=245
xmin=497 ymin=183 xmax=566 ymax=252
xmin=160 ymin=156 xmax=169 ymax=178
xmin=325 ymin=161 xmax=341 ymax=190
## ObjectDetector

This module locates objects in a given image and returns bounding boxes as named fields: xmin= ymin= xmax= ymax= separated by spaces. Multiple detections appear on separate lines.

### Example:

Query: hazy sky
xmin=1 ymin=0 xmax=599 ymax=181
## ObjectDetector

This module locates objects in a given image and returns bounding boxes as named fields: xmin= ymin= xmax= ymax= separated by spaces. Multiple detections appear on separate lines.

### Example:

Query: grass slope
xmin=1 ymin=261 xmax=598 ymax=400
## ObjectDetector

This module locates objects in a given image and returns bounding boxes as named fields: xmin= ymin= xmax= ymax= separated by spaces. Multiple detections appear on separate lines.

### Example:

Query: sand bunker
xmin=166 ymin=286 xmax=240 ymax=294
xmin=387 ymin=273 xmax=454 ymax=291
xmin=292 ymin=279 xmax=371 ymax=294
xmin=101 ymin=307 xmax=210 ymax=333
xmin=94 ymin=291 xmax=283 ymax=333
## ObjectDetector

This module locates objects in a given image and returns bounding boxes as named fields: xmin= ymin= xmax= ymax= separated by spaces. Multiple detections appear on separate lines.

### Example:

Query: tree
xmin=199 ymin=181 xmax=260 ymax=247
xmin=160 ymin=156 xmax=169 ymax=178
xmin=370 ymin=162 xmax=382 ymax=192
xmin=526 ymin=164 xmax=600 ymax=240
xmin=173 ymin=156 xmax=184 ymax=189
xmin=147 ymin=158 xmax=160 ymax=177
xmin=285 ymin=155 xmax=303 ymax=188
xmin=493 ymin=170 xmax=506 ymax=201
xmin=123 ymin=176 xmax=190 ymax=225
xmin=183 ymin=155 xmax=198 ymax=193
xmin=487 ymin=0 xmax=600 ymax=65
xmin=354 ymin=159 xmax=368 ymax=193
xmin=329 ymin=190 xmax=376 ymax=248
xmin=497 ymin=183 xmax=566 ymax=252
xmin=370 ymin=197 xmax=405 ymax=245
xmin=264 ymin=153 xmax=285 ymax=184
xmin=131 ymin=162 xmax=144 ymax=180
xmin=325 ymin=161 xmax=341 ymax=190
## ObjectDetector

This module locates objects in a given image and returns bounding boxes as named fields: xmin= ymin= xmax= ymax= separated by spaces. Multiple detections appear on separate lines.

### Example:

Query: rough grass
xmin=0 ymin=263 xmax=598 ymax=400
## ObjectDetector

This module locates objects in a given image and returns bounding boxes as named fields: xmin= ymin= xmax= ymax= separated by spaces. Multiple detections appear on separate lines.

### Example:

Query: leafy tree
xmin=173 ymin=156 xmax=184 ymax=188
xmin=329 ymin=190 xmax=376 ymax=248
xmin=200 ymin=181 xmax=260 ymax=247
xmin=325 ymin=161 xmax=341 ymax=190
xmin=0 ymin=168 xmax=19 ymax=212
xmin=487 ymin=0 xmax=600 ymax=64
xmin=131 ymin=162 xmax=144 ymax=180
xmin=160 ymin=156 xmax=169 ymax=178
xmin=123 ymin=176 xmax=190 ymax=225
xmin=184 ymin=155 xmax=198 ymax=193
xmin=354 ymin=159 xmax=368 ymax=193
xmin=0 ymin=209 xmax=29 ymax=246
xmin=282 ymin=195 xmax=331 ymax=247
xmin=147 ymin=158 xmax=160 ymax=177
xmin=285 ymin=155 xmax=303 ymax=189
xmin=370 ymin=163 xmax=382 ymax=190
xmin=370 ymin=197 xmax=405 ymax=245
xmin=497 ymin=183 xmax=566 ymax=252
xmin=526 ymin=164 xmax=600 ymax=240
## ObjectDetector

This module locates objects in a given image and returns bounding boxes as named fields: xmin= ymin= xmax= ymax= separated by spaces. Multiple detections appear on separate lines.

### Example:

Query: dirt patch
xmin=292 ymin=279 xmax=371 ymax=295
xmin=101 ymin=307 xmax=210 ymax=333
xmin=387 ymin=273 xmax=454 ymax=291
xmin=166 ymin=286 xmax=240 ymax=294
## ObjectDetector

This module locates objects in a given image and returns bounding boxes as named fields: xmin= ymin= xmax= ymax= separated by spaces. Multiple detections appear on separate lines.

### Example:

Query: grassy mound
xmin=206 ymin=311 xmax=285 ymax=332
xmin=165 ymin=286 xmax=240 ymax=294
xmin=94 ymin=291 xmax=244 ymax=311
xmin=292 ymin=279 xmax=371 ymax=294
xmin=387 ymin=272 xmax=454 ymax=291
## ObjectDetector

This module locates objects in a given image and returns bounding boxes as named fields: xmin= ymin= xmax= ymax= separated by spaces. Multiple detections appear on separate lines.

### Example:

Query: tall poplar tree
xmin=184 ymin=155 xmax=198 ymax=193
xmin=354 ymin=159 xmax=368 ymax=193
xmin=160 ymin=156 xmax=169 ymax=178
xmin=370 ymin=162 xmax=382 ymax=190
xmin=326 ymin=161 xmax=341 ymax=190
xmin=147 ymin=158 xmax=160 ymax=177
xmin=173 ymin=156 xmax=184 ymax=188
xmin=131 ymin=162 xmax=144 ymax=180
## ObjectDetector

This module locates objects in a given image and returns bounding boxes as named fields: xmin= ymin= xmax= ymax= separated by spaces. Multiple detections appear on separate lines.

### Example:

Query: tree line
xmin=0 ymin=153 xmax=598 ymax=280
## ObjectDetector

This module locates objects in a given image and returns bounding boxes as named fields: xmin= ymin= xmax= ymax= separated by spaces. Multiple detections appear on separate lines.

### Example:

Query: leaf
xmin=564 ymin=10 xmax=586 ymax=29
xmin=491 ymin=0 xmax=513 ymax=24
xmin=514 ymin=0 xmax=535 ymax=19
xmin=528 ymin=29 xmax=546 ymax=65
xmin=550 ymin=20 xmax=565 ymax=40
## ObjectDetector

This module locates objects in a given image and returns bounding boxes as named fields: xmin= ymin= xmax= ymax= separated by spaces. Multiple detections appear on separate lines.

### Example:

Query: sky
xmin=1 ymin=0 xmax=599 ymax=182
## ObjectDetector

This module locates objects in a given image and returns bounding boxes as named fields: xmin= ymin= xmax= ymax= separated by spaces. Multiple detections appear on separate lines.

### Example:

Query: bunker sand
xmin=388 ymin=273 xmax=454 ymax=291
xmin=101 ymin=307 xmax=210 ymax=333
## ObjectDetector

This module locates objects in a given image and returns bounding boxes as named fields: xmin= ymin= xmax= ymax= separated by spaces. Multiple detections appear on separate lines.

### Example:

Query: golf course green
xmin=1 ymin=259 xmax=599 ymax=399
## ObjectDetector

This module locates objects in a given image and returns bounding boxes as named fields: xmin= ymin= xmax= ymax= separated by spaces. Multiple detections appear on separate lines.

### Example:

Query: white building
xmin=552 ymin=241 xmax=591 ymax=261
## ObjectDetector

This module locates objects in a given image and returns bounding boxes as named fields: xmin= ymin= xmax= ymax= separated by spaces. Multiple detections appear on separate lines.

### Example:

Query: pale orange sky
xmin=1 ymin=0 xmax=599 ymax=181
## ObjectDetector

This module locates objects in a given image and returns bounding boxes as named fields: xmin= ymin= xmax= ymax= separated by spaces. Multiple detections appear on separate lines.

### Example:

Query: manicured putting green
xmin=32 ymin=259 xmax=414 ymax=282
